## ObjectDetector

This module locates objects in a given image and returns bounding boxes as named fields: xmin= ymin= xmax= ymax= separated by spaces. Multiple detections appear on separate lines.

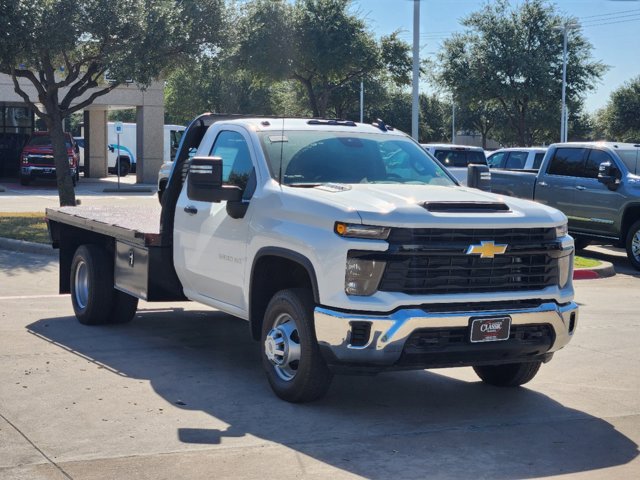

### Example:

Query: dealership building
xmin=0 ymin=73 xmax=165 ymax=183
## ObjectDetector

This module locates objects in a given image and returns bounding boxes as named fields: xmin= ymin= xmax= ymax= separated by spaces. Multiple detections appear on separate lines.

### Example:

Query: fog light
xmin=345 ymin=257 xmax=386 ymax=296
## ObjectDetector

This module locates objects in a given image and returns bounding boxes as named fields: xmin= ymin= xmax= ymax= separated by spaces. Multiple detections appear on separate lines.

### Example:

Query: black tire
xmin=573 ymin=236 xmax=590 ymax=251
xmin=118 ymin=158 xmax=130 ymax=177
xmin=70 ymin=245 xmax=138 ymax=325
xmin=110 ymin=290 xmax=139 ymax=324
xmin=157 ymin=180 xmax=167 ymax=204
xmin=625 ymin=220 xmax=640 ymax=270
xmin=20 ymin=176 xmax=30 ymax=186
xmin=261 ymin=288 xmax=333 ymax=402
xmin=473 ymin=361 xmax=542 ymax=387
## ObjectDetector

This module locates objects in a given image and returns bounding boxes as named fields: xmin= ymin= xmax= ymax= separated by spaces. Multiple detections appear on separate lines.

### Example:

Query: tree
xmin=600 ymin=76 xmax=640 ymax=143
xmin=437 ymin=0 xmax=605 ymax=146
xmin=0 ymin=0 xmax=224 ymax=206
xmin=237 ymin=0 xmax=411 ymax=118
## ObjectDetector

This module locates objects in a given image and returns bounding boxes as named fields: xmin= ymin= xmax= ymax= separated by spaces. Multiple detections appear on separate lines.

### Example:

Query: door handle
xmin=538 ymin=181 xmax=548 ymax=187
xmin=184 ymin=205 xmax=198 ymax=215
xmin=575 ymin=185 xmax=586 ymax=191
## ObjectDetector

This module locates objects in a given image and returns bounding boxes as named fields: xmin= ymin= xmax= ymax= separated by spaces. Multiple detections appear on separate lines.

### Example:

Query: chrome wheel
xmin=74 ymin=259 xmax=89 ymax=309
xmin=264 ymin=313 xmax=301 ymax=382
xmin=632 ymin=230 xmax=640 ymax=262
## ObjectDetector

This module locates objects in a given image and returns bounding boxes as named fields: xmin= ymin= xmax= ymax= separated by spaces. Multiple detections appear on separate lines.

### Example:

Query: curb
xmin=573 ymin=260 xmax=615 ymax=280
xmin=103 ymin=186 xmax=154 ymax=193
xmin=0 ymin=237 xmax=56 ymax=257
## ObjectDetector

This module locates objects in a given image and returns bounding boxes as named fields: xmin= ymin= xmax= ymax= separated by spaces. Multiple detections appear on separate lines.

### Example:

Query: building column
xmin=136 ymin=105 xmax=164 ymax=184
xmin=86 ymin=109 xmax=108 ymax=178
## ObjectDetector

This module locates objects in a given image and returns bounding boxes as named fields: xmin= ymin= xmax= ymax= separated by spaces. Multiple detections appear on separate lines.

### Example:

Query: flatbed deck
xmin=46 ymin=204 xmax=163 ymax=247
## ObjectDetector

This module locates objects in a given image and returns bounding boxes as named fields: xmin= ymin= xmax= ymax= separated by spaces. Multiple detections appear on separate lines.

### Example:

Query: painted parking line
xmin=0 ymin=294 xmax=69 ymax=300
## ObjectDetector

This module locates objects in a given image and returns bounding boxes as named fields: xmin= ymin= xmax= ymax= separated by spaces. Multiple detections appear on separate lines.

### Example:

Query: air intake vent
xmin=423 ymin=202 xmax=511 ymax=213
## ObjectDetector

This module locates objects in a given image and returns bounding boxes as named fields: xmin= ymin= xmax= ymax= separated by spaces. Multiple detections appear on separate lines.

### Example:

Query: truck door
xmin=174 ymin=128 xmax=256 ymax=311
xmin=570 ymin=149 xmax=622 ymax=236
xmin=535 ymin=148 xmax=586 ymax=230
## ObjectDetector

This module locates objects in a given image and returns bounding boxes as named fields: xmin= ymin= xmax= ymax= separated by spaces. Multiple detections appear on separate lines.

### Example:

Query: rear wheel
xmin=118 ymin=158 xmax=130 ymax=177
xmin=625 ymin=220 xmax=640 ymax=270
xmin=20 ymin=176 xmax=30 ymax=186
xmin=261 ymin=289 xmax=332 ymax=402
xmin=473 ymin=361 xmax=542 ymax=387
xmin=70 ymin=245 xmax=138 ymax=325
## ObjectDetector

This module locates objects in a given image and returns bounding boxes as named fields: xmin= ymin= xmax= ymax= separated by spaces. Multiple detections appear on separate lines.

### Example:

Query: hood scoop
xmin=422 ymin=201 xmax=511 ymax=213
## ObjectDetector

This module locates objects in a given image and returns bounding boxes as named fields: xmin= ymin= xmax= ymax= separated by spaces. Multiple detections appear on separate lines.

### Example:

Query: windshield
xmin=27 ymin=134 xmax=72 ymax=149
xmin=618 ymin=149 xmax=640 ymax=175
xmin=259 ymin=131 xmax=455 ymax=186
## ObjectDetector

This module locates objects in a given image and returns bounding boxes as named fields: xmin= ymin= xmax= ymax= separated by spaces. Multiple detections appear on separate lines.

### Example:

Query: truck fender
xmin=248 ymin=247 xmax=320 ymax=341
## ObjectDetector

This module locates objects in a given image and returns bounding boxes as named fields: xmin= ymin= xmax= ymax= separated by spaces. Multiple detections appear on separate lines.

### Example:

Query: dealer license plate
xmin=470 ymin=316 xmax=511 ymax=343
xmin=43 ymin=168 xmax=53 ymax=174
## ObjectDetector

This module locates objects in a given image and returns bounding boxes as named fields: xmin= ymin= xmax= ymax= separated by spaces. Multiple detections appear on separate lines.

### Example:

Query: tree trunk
xmin=298 ymin=76 xmax=320 ymax=117
xmin=46 ymin=110 xmax=77 ymax=207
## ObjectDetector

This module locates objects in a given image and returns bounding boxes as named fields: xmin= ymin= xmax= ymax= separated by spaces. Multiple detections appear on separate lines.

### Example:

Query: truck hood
xmin=297 ymin=183 xmax=566 ymax=228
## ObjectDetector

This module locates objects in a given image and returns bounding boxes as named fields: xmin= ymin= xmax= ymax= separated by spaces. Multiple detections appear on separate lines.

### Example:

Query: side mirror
xmin=187 ymin=156 xmax=243 ymax=203
xmin=467 ymin=164 xmax=492 ymax=191
xmin=598 ymin=161 xmax=621 ymax=190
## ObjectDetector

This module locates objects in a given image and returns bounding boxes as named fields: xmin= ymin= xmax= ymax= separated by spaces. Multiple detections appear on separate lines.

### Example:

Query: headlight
xmin=335 ymin=222 xmax=390 ymax=240
xmin=555 ymin=223 xmax=568 ymax=238
xmin=345 ymin=257 xmax=386 ymax=296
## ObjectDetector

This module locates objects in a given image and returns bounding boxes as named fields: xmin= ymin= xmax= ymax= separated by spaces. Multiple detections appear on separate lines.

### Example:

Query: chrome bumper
xmin=314 ymin=301 xmax=578 ymax=366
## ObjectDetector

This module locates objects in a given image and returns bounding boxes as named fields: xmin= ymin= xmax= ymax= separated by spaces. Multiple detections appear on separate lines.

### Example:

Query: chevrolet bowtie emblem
xmin=466 ymin=241 xmax=508 ymax=258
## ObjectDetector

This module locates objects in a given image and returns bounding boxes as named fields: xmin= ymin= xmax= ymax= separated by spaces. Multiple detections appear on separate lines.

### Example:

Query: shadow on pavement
xmin=28 ymin=308 xmax=639 ymax=479
xmin=0 ymin=250 xmax=57 ymax=275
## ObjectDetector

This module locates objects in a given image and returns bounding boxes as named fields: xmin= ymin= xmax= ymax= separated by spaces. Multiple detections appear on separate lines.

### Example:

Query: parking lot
xmin=1 ymin=185 xmax=639 ymax=479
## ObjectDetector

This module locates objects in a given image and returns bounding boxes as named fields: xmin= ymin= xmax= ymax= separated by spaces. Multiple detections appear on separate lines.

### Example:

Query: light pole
xmin=411 ymin=0 xmax=420 ymax=140
xmin=558 ymin=22 xmax=577 ymax=142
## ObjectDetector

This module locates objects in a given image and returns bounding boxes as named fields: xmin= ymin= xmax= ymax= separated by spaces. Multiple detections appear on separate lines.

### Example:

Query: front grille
xmin=379 ymin=254 xmax=558 ymax=295
xmin=26 ymin=154 xmax=55 ymax=166
xmin=373 ymin=227 xmax=559 ymax=295
xmin=388 ymin=227 xmax=556 ymax=245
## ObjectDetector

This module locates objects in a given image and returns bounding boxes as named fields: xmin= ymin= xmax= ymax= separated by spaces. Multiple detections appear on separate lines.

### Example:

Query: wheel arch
xmin=249 ymin=247 xmax=320 ymax=341
xmin=621 ymin=203 xmax=640 ymax=243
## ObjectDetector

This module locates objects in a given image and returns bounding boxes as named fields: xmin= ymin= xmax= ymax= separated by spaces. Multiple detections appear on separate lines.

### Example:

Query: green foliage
xmin=236 ymin=0 xmax=411 ymax=117
xmin=437 ymin=0 xmax=605 ymax=146
xmin=599 ymin=76 xmax=640 ymax=143
xmin=0 ymin=0 xmax=225 ymax=206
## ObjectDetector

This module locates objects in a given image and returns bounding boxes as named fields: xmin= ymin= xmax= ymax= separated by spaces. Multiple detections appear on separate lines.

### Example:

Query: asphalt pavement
xmin=0 ymin=247 xmax=639 ymax=480
xmin=1 ymin=178 xmax=639 ymax=479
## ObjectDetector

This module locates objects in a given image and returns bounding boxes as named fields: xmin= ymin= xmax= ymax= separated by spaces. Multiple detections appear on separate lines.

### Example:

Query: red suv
xmin=20 ymin=132 xmax=79 ymax=186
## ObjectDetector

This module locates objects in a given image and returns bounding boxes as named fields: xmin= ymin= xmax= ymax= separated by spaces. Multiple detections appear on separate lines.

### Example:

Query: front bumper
xmin=21 ymin=166 xmax=77 ymax=178
xmin=315 ymin=301 xmax=578 ymax=371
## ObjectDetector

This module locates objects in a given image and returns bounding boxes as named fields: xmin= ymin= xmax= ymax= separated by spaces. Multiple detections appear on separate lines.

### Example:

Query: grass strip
xmin=0 ymin=212 xmax=50 ymax=244
xmin=574 ymin=256 xmax=600 ymax=269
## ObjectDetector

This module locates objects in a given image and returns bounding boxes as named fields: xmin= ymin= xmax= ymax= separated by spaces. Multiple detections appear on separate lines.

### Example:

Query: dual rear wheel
xmin=70 ymin=245 xmax=138 ymax=325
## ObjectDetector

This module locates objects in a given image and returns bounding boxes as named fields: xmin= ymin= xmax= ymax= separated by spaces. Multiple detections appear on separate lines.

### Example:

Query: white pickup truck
xmin=46 ymin=114 xmax=578 ymax=402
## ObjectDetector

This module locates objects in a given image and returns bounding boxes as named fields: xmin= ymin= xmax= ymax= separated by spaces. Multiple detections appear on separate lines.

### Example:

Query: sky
xmin=351 ymin=0 xmax=640 ymax=113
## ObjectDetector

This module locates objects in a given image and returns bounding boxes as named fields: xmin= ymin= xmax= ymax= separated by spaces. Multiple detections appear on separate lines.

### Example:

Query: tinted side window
xmin=584 ymin=149 xmax=614 ymax=179
xmin=547 ymin=148 xmax=586 ymax=177
xmin=209 ymin=131 xmax=253 ymax=190
xmin=533 ymin=153 xmax=545 ymax=169
xmin=505 ymin=151 xmax=527 ymax=169
xmin=487 ymin=151 xmax=506 ymax=168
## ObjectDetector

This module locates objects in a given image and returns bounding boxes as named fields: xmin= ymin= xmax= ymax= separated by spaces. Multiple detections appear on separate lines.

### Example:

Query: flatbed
xmin=46 ymin=204 xmax=184 ymax=302
xmin=46 ymin=204 xmax=164 ymax=247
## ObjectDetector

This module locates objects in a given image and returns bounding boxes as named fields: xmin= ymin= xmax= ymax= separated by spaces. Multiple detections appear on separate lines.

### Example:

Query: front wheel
xmin=625 ymin=220 xmax=640 ymax=270
xmin=261 ymin=289 xmax=332 ymax=402
xmin=473 ymin=361 xmax=542 ymax=387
